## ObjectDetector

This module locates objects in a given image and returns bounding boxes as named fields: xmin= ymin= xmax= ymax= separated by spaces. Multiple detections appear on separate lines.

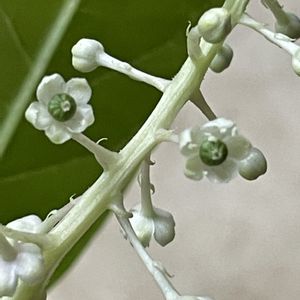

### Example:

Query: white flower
xmin=179 ymin=118 xmax=252 ymax=183
xmin=25 ymin=73 xmax=95 ymax=144
xmin=0 ymin=215 xmax=44 ymax=297
xmin=130 ymin=205 xmax=175 ymax=247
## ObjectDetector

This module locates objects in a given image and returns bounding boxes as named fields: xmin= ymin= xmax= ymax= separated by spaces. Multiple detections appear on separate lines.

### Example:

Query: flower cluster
xmin=179 ymin=118 xmax=267 ymax=183
xmin=25 ymin=74 xmax=94 ymax=144
xmin=0 ymin=215 xmax=44 ymax=297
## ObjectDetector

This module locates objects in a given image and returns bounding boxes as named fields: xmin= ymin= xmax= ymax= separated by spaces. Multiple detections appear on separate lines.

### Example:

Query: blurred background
xmin=42 ymin=0 xmax=300 ymax=299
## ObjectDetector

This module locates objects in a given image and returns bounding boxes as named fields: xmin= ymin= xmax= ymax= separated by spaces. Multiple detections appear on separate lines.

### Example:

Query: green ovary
xmin=199 ymin=138 xmax=228 ymax=166
xmin=48 ymin=93 xmax=77 ymax=122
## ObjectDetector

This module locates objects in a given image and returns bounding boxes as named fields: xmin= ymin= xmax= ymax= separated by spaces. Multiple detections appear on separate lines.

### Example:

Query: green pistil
xmin=48 ymin=93 xmax=77 ymax=122
xmin=199 ymin=138 xmax=228 ymax=166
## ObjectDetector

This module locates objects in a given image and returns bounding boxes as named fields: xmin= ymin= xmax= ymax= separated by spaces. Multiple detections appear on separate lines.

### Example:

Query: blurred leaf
xmin=0 ymin=0 xmax=223 ymax=285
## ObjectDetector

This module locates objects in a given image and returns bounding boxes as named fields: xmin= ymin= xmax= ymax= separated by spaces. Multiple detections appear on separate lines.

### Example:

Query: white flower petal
xmin=0 ymin=260 xmax=17 ymax=297
xmin=65 ymin=78 xmax=92 ymax=105
xmin=206 ymin=159 xmax=237 ymax=183
xmin=36 ymin=74 xmax=66 ymax=105
xmin=25 ymin=102 xmax=52 ymax=130
xmin=153 ymin=208 xmax=175 ymax=247
xmin=17 ymin=250 xmax=44 ymax=284
xmin=7 ymin=215 xmax=42 ymax=234
xmin=184 ymin=156 xmax=204 ymax=180
xmin=179 ymin=126 xmax=207 ymax=157
xmin=225 ymin=135 xmax=252 ymax=160
xmin=45 ymin=124 xmax=72 ymax=144
xmin=65 ymin=104 xmax=95 ymax=133
xmin=202 ymin=117 xmax=236 ymax=138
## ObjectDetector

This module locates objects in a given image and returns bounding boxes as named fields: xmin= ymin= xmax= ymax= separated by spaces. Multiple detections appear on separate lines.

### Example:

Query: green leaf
xmin=0 ymin=0 xmax=223 ymax=285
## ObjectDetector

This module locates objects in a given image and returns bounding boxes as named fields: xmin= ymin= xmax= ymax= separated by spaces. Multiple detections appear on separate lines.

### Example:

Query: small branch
xmin=239 ymin=13 xmax=299 ymax=55
xmin=262 ymin=0 xmax=289 ymax=25
xmin=98 ymin=52 xmax=171 ymax=92
xmin=38 ymin=197 xmax=79 ymax=234
xmin=190 ymin=90 xmax=217 ymax=121
xmin=71 ymin=133 xmax=119 ymax=170
xmin=115 ymin=215 xmax=179 ymax=300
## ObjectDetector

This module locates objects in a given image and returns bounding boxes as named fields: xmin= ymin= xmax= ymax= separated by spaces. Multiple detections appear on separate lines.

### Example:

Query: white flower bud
xmin=238 ymin=148 xmax=267 ymax=180
xmin=197 ymin=8 xmax=231 ymax=44
xmin=292 ymin=48 xmax=300 ymax=76
xmin=71 ymin=38 xmax=104 ymax=73
xmin=209 ymin=44 xmax=233 ymax=73
xmin=130 ymin=205 xmax=175 ymax=247
xmin=275 ymin=12 xmax=300 ymax=40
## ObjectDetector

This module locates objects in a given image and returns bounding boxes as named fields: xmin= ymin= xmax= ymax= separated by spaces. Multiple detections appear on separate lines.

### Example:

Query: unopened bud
xmin=197 ymin=8 xmax=231 ymax=43
xmin=238 ymin=148 xmax=267 ymax=180
xmin=71 ymin=38 xmax=104 ymax=72
xmin=210 ymin=44 xmax=233 ymax=73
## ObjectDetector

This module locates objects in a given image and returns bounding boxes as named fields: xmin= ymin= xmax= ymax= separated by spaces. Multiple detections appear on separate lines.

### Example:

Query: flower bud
xmin=197 ymin=8 xmax=231 ymax=43
xmin=71 ymin=38 xmax=104 ymax=72
xmin=130 ymin=205 xmax=175 ymax=247
xmin=292 ymin=48 xmax=300 ymax=76
xmin=210 ymin=44 xmax=233 ymax=73
xmin=275 ymin=12 xmax=300 ymax=40
xmin=238 ymin=148 xmax=267 ymax=180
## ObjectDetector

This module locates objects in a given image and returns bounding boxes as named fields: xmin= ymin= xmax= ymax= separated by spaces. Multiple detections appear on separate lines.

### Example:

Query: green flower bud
xmin=292 ymin=48 xmax=300 ymax=76
xmin=48 ymin=93 xmax=77 ymax=122
xmin=199 ymin=138 xmax=228 ymax=166
xmin=238 ymin=148 xmax=267 ymax=180
xmin=210 ymin=44 xmax=233 ymax=73
xmin=275 ymin=12 xmax=300 ymax=40
xmin=197 ymin=8 xmax=231 ymax=44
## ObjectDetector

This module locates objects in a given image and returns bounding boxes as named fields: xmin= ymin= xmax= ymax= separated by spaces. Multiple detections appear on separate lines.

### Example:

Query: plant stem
xmin=13 ymin=1 xmax=250 ymax=298
xmin=239 ymin=13 xmax=299 ymax=55
xmin=71 ymin=133 xmax=119 ymax=170
xmin=116 ymin=215 xmax=179 ymax=300
xmin=98 ymin=52 xmax=171 ymax=92
xmin=263 ymin=0 xmax=289 ymax=25
xmin=190 ymin=90 xmax=217 ymax=121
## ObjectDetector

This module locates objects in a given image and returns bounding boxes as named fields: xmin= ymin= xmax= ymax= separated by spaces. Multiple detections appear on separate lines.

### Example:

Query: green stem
xmin=263 ymin=0 xmax=289 ymax=25
xmin=190 ymin=90 xmax=217 ymax=121
xmin=116 ymin=215 xmax=179 ymax=300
